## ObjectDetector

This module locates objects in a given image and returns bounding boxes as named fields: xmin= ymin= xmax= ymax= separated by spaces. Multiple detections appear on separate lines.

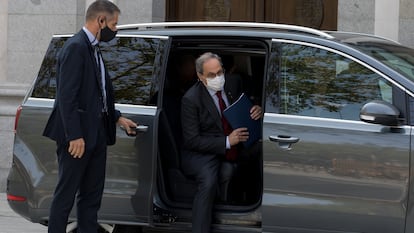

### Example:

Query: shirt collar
xmin=82 ymin=27 xmax=98 ymax=46
xmin=206 ymin=86 xmax=218 ymax=97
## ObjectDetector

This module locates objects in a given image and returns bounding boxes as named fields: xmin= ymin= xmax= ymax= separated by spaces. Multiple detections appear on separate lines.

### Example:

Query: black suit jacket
xmin=43 ymin=29 xmax=120 ymax=148
xmin=181 ymin=80 xmax=242 ymax=162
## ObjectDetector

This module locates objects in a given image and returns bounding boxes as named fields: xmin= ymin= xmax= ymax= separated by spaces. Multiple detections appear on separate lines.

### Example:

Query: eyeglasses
xmin=203 ymin=69 xmax=225 ymax=79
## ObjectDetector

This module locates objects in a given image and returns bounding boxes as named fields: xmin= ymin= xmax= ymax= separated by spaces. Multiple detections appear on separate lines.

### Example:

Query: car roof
xmin=325 ymin=31 xmax=400 ymax=46
xmin=115 ymin=21 xmax=398 ymax=45
xmin=117 ymin=21 xmax=334 ymax=38
xmin=54 ymin=22 xmax=399 ymax=47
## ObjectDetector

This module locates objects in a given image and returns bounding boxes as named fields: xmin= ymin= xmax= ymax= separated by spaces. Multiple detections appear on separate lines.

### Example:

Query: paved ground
xmin=0 ymin=193 xmax=188 ymax=233
xmin=0 ymin=193 xmax=47 ymax=233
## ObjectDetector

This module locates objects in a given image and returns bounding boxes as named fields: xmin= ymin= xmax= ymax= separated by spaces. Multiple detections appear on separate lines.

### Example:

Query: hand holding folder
xmin=223 ymin=93 xmax=261 ymax=147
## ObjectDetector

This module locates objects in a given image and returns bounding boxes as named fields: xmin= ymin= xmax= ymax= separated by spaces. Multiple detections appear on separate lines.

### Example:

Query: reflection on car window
xmin=353 ymin=43 xmax=414 ymax=82
xmin=32 ymin=37 xmax=68 ymax=99
xmin=32 ymin=36 xmax=164 ymax=106
xmin=266 ymin=42 xmax=393 ymax=120
xmin=101 ymin=37 xmax=164 ymax=106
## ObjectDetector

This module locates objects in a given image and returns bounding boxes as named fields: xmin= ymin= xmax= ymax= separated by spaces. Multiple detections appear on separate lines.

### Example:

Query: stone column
xmin=152 ymin=0 xmax=166 ymax=22
xmin=0 ymin=1 xmax=7 ymax=84
xmin=399 ymin=0 xmax=414 ymax=48
xmin=338 ymin=0 xmax=375 ymax=34
xmin=375 ymin=0 xmax=399 ymax=42
xmin=116 ymin=0 xmax=153 ymax=24
xmin=338 ymin=0 xmax=413 ymax=48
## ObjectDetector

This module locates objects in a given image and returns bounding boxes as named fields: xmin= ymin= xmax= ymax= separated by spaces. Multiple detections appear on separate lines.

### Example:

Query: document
xmin=223 ymin=93 xmax=261 ymax=147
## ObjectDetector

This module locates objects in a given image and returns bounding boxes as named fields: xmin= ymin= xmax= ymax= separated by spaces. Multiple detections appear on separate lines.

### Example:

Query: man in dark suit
xmin=181 ymin=52 xmax=262 ymax=233
xmin=42 ymin=1 xmax=136 ymax=232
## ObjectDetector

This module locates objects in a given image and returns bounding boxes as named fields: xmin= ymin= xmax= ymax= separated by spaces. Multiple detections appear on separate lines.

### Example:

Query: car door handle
xmin=269 ymin=135 xmax=299 ymax=150
xmin=120 ymin=124 xmax=148 ymax=136
xmin=136 ymin=125 xmax=149 ymax=132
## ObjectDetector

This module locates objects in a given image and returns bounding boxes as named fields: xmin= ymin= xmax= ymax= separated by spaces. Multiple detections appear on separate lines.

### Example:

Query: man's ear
xmin=197 ymin=73 xmax=207 ymax=86
xmin=196 ymin=72 xmax=203 ymax=80
xmin=98 ymin=16 xmax=106 ymax=26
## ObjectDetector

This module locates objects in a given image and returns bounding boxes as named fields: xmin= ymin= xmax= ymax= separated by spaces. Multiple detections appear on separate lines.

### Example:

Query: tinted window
xmin=32 ymin=36 xmax=165 ymax=106
xmin=101 ymin=36 xmax=165 ymax=105
xmin=266 ymin=42 xmax=393 ymax=120
xmin=351 ymin=42 xmax=414 ymax=82
xmin=32 ymin=37 xmax=67 ymax=98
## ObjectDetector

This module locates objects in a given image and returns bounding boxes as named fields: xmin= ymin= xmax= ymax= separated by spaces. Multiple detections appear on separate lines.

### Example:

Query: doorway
xmin=166 ymin=0 xmax=338 ymax=30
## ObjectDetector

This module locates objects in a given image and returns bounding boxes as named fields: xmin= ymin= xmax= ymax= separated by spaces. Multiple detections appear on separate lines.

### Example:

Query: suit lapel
xmin=225 ymin=89 xmax=235 ymax=104
xmin=199 ymin=83 xmax=223 ymax=130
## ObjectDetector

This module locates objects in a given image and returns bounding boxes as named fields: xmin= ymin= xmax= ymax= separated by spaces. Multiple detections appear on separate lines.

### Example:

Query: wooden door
xmin=166 ymin=0 xmax=337 ymax=30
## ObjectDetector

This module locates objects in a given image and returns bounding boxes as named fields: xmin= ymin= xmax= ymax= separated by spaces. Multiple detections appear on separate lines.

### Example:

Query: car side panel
xmin=262 ymin=114 xmax=410 ymax=233
xmin=8 ymin=100 xmax=158 ymax=224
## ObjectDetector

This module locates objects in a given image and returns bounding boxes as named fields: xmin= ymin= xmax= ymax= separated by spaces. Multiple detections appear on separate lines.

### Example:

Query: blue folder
xmin=223 ymin=93 xmax=261 ymax=147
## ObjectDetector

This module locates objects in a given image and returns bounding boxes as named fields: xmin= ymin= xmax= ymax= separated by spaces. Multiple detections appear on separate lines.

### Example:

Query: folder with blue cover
xmin=223 ymin=93 xmax=261 ymax=147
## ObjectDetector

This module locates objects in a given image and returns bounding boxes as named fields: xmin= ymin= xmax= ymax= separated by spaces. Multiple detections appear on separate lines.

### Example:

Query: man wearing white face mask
xmin=181 ymin=52 xmax=262 ymax=233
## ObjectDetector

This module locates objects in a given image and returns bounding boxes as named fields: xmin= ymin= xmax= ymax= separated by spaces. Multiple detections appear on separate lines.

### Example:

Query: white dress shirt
xmin=206 ymin=87 xmax=231 ymax=149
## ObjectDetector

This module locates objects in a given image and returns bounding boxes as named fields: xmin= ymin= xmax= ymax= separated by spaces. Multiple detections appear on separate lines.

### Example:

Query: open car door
xmin=99 ymin=34 xmax=170 ymax=225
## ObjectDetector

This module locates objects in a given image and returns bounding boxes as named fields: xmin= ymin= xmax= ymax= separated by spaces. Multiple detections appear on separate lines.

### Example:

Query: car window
xmin=31 ymin=36 xmax=165 ymax=106
xmin=266 ymin=42 xmax=393 ymax=120
xmin=31 ymin=37 xmax=67 ymax=99
xmin=101 ymin=36 xmax=165 ymax=106
xmin=351 ymin=42 xmax=414 ymax=82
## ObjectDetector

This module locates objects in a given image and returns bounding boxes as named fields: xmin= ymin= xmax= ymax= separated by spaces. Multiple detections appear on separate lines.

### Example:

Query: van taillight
xmin=7 ymin=194 xmax=27 ymax=202
xmin=14 ymin=105 xmax=22 ymax=133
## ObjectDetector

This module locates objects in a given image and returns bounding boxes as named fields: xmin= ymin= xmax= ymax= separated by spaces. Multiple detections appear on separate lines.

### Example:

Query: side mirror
xmin=360 ymin=100 xmax=400 ymax=126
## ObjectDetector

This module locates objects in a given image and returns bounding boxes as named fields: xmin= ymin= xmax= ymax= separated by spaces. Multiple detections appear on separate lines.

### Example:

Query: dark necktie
xmin=216 ymin=91 xmax=237 ymax=161
xmin=94 ymin=45 xmax=108 ymax=113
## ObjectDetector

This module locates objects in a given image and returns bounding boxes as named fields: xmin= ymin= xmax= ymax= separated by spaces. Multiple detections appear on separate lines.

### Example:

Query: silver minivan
xmin=7 ymin=22 xmax=414 ymax=233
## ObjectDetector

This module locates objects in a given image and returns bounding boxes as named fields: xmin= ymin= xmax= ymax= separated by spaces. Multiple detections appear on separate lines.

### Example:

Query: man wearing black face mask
xmin=43 ymin=1 xmax=137 ymax=232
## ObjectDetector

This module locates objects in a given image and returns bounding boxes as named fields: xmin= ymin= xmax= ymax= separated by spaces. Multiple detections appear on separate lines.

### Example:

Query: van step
xmin=153 ymin=206 xmax=176 ymax=224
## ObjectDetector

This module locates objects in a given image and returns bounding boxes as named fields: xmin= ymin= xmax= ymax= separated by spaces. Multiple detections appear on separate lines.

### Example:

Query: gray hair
xmin=195 ymin=52 xmax=222 ymax=75
xmin=86 ymin=0 xmax=121 ymax=21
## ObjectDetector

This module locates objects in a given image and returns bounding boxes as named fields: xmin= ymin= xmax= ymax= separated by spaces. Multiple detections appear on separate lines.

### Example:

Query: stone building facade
xmin=0 ymin=0 xmax=412 ymax=191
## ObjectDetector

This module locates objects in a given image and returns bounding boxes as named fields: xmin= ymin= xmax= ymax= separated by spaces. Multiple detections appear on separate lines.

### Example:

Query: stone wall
xmin=374 ymin=0 xmax=399 ymax=43
xmin=338 ymin=0 xmax=375 ymax=34
xmin=337 ymin=0 xmax=414 ymax=49
xmin=400 ymin=0 xmax=414 ymax=48
xmin=0 ymin=1 xmax=7 ymax=85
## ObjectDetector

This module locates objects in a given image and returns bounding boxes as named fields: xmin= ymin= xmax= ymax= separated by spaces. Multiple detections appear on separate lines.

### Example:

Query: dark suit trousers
xmin=48 ymin=120 xmax=107 ymax=233
xmin=182 ymin=153 xmax=234 ymax=233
